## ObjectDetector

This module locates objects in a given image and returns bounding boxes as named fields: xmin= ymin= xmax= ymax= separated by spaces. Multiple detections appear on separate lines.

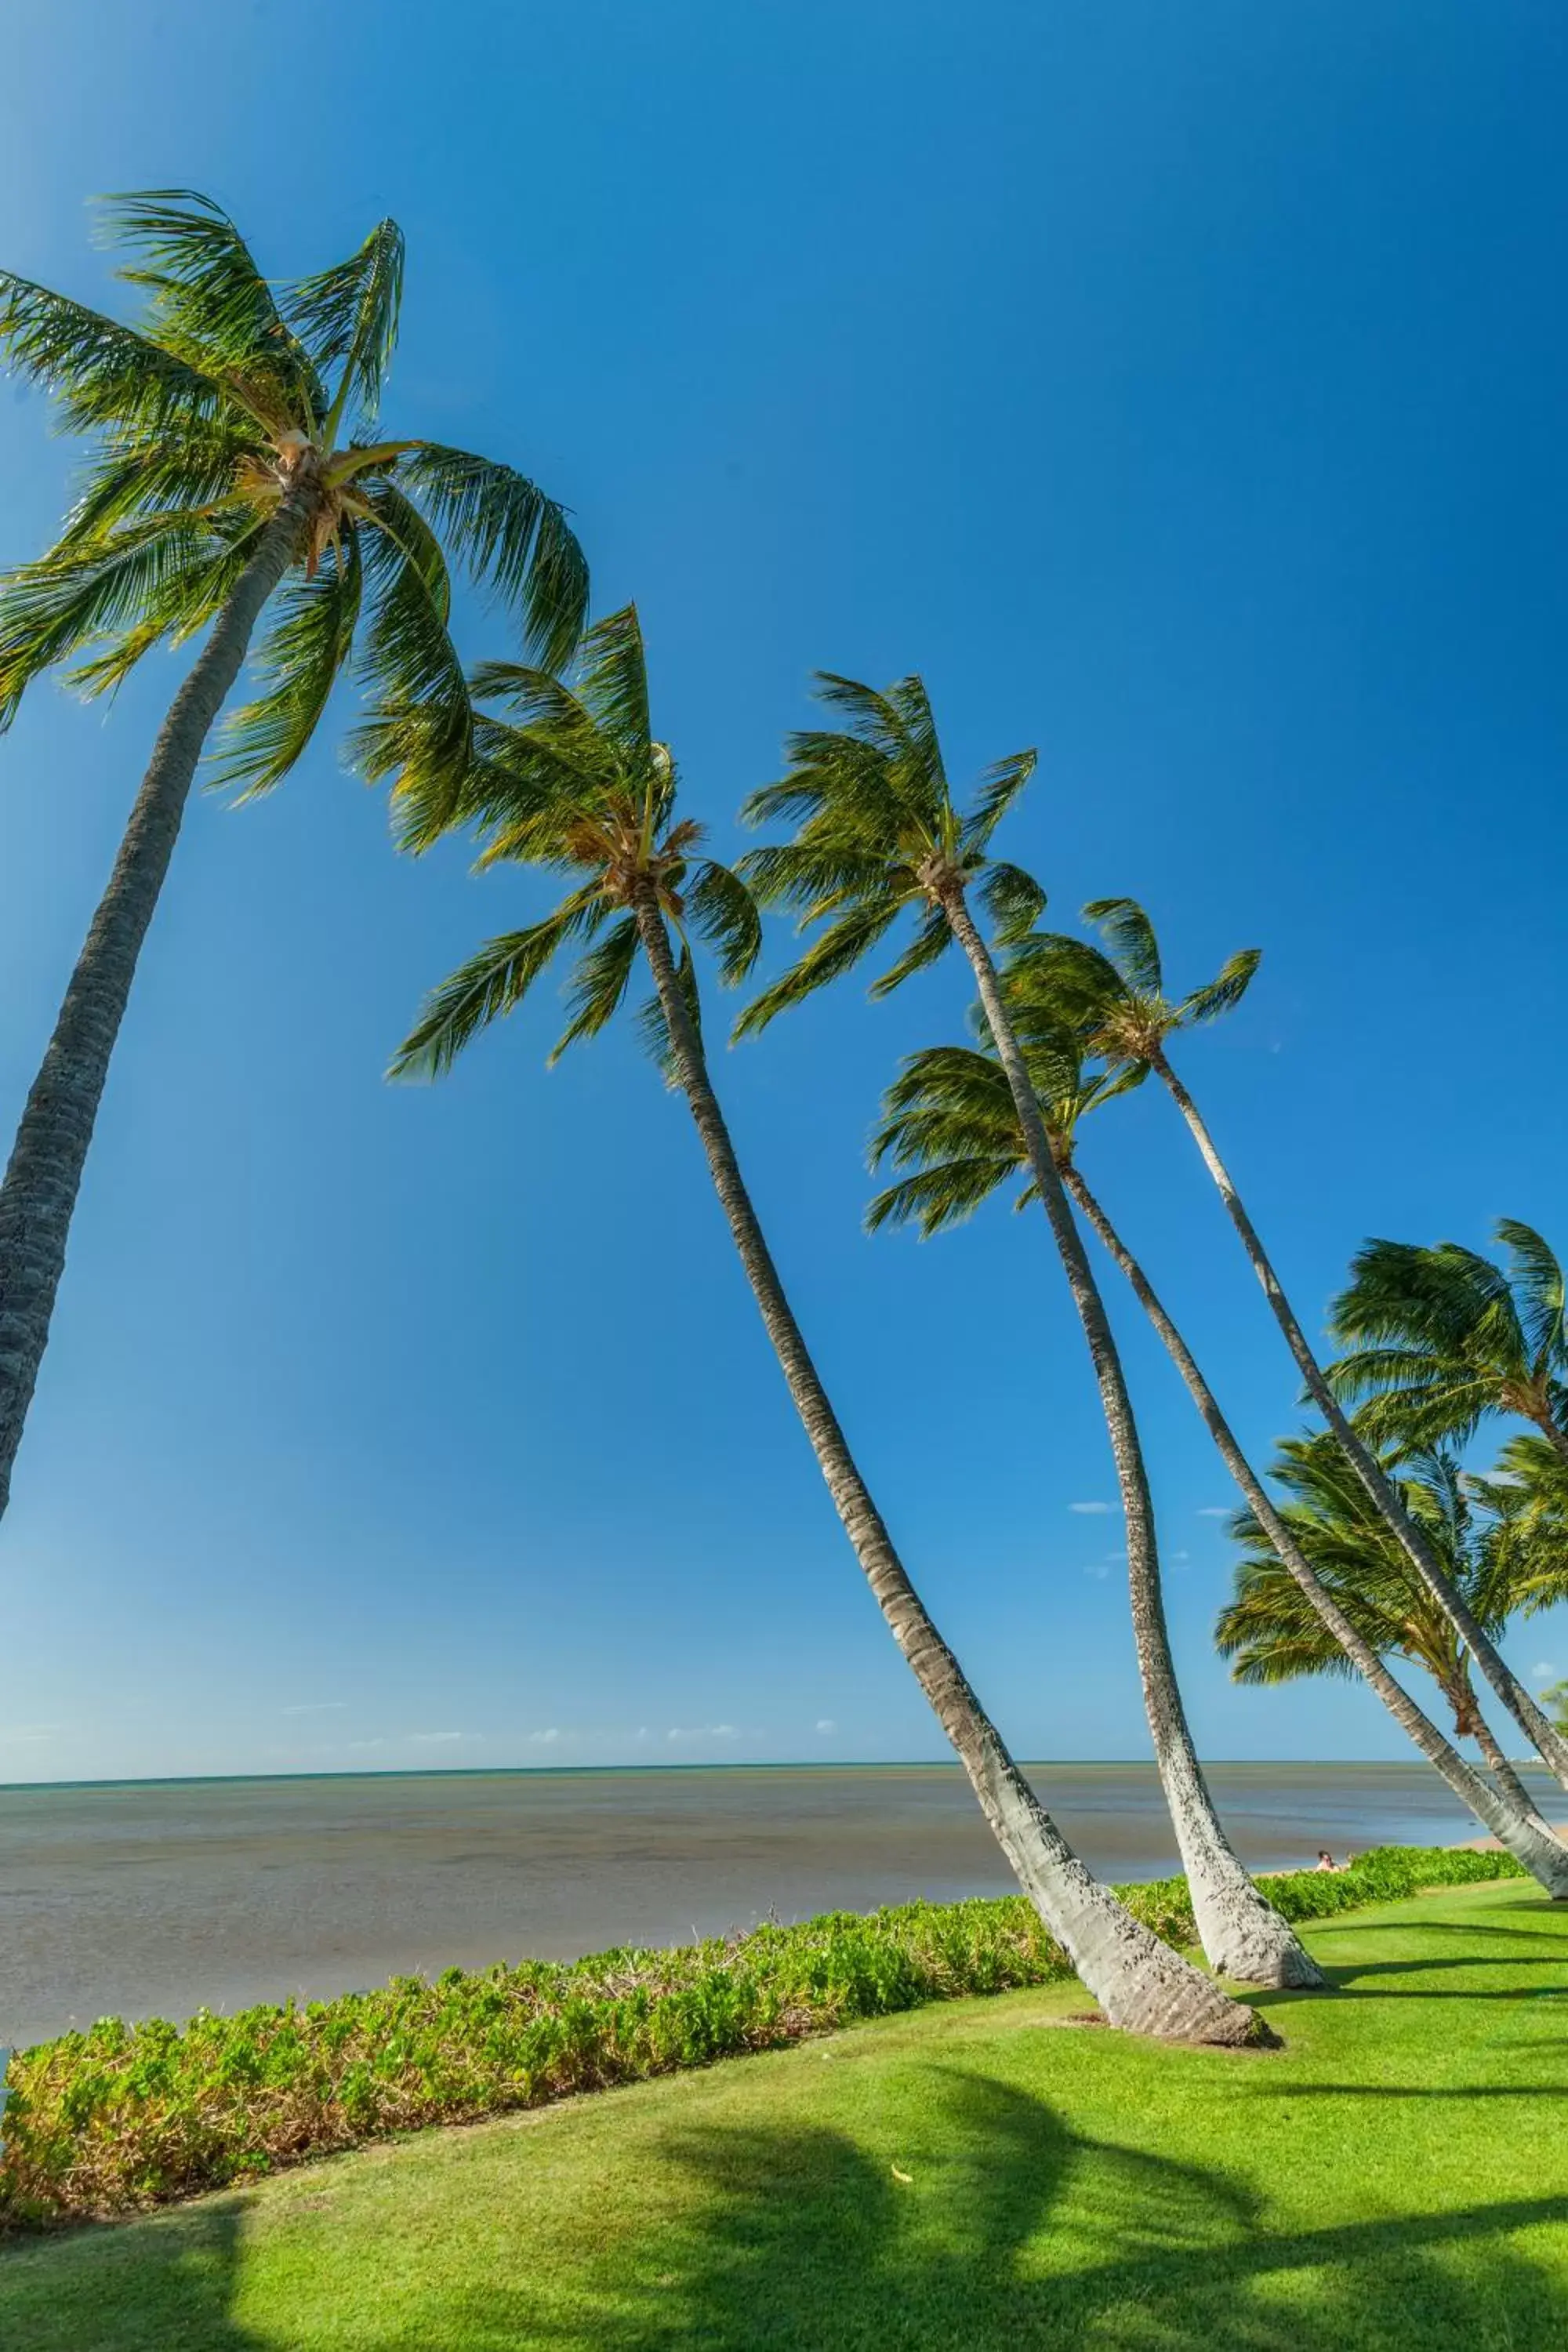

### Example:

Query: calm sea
xmin=5 ymin=1760 xmax=1562 ymax=2047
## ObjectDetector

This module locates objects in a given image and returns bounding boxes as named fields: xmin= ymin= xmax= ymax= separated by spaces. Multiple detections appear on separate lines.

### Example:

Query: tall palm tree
xmin=1015 ymin=899 xmax=1568 ymax=1792
xmin=1327 ymin=1222 xmax=1568 ymax=1468
xmin=868 ymin=1030 xmax=1568 ymax=1892
xmin=1216 ymin=1438 xmax=1556 ymax=1824
xmin=735 ymin=673 xmax=1316 ymax=1986
xmin=0 ymin=191 xmax=587 ymax=1522
xmin=390 ymin=609 xmax=1258 ymax=2044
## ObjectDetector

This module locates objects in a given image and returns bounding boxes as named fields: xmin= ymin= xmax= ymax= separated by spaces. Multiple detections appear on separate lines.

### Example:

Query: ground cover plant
xmin=0 ymin=1843 xmax=1522 ymax=2230
xmin=1 ymin=1875 xmax=1563 ymax=2350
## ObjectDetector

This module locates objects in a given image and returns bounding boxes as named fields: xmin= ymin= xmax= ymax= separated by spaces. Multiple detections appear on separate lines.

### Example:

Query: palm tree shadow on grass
xmin=0 ymin=2199 xmax=263 ymax=2352
xmin=372 ymin=2070 xmax=1567 ymax=2352
xmin=13 ymin=2073 xmax=1567 ymax=2350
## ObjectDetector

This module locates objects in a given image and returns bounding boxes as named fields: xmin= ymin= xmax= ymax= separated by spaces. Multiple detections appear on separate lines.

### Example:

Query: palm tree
xmin=1014 ymin=899 xmax=1568 ymax=1792
xmin=0 ymin=190 xmax=587 ymax=1522
xmin=868 ymin=1031 xmax=1568 ymax=1893
xmin=1216 ymin=1437 xmax=1556 ymax=1825
xmin=1327 ymin=1222 xmax=1568 ymax=1468
xmin=390 ymin=607 xmax=1261 ymax=2045
xmin=735 ymin=673 xmax=1316 ymax=1987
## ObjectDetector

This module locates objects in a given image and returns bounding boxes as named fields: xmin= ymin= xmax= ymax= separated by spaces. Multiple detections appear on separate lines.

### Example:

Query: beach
xmin=7 ymin=1758 xmax=1563 ymax=2047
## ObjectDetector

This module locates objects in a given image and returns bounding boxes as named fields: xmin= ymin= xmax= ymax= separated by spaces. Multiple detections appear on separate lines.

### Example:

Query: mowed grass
xmin=3 ymin=1881 xmax=1566 ymax=2350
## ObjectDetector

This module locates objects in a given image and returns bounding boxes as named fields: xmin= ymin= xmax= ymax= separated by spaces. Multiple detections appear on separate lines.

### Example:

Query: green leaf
xmin=210 ymin=534 xmax=364 ymax=797
xmin=550 ymin=915 xmax=641 ymax=1062
xmin=398 ymin=445 xmax=588 ymax=670
xmin=391 ymin=891 xmax=604 ymax=1080
xmin=684 ymin=860 xmax=762 ymax=986
xmin=285 ymin=219 xmax=405 ymax=427
xmin=1082 ymin=898 xmax=1163 ymax=996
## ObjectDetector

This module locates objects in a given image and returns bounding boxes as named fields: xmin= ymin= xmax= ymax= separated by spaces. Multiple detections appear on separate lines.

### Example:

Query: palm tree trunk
xmin=0 ymin=479 xmax=316 ymax=1523
xmin=630 ymin=890 xmax=1264 ymax=2043
xmin=1062 ymin=1162 xmax=1568 ymax=1896
xmin=1152 ymin=1049 xmax=1568 ymax=1794
xmin=1528 ymin=1405 xmax=1568 ymax=1474
xmin=1465 ymin=1690 xmax=1548 ymax=1828
xmin=941 ymin=891 xmax=1319 ymax=1987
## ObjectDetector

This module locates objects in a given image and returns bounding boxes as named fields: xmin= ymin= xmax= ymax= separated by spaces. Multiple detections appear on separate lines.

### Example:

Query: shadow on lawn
xmin=9 ymin=2071 xmax=1567 ymax=2350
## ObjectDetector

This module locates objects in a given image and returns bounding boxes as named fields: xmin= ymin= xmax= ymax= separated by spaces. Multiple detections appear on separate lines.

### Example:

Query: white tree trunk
xmin=943 ymin=891 xmax=1319 ymax=1987
xmin=631 ymin=888 xmax=1266 ymax=2042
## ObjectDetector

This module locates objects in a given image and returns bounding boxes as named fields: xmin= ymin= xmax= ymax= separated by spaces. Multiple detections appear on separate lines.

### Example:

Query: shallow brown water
xmin=5 ymin=1760 xmax=1562 ymax=2046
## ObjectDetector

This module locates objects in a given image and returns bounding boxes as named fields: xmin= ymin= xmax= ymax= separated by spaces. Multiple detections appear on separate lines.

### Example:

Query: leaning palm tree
xmin=390 ymin=607 xmax=1260 ymax=2045
xmin=0 ymin=190 xmax=588 ymax=1520
xmin=868 ymin=1029 xmax=1568 ymax=1892
xmin=735 ymin=673 xmax=1315 ymax=1986
xmin=1014 ymin=900 xmax=1568 ymax=1791
xmin=1327 ymin=1222 xmax=1568 ymax=1468
xmin=1217 ymin=1438 xmax=1555 ymax=1824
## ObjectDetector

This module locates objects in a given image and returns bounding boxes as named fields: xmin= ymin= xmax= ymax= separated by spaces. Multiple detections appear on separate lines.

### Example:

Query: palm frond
xmin=0 ymin=509 xmax=253 ymax=726
xmin=0 ymin=270 xmax=251 ymax=441
xmin=209 ymin=534 xmax=364 ymax=797
xmin=868 ymin=907 xmax=953 ymax=997
xmin=391 ymin=891 xmax=603 ymax=1079
xmin=960 ymin=748 xmax=1037 ymax=852
xmin=1497 ymin=1219 xmax=1567 ymax=1373
xmin=101 ymin=188 xmax=321 ymax=427
xmin=1083 ymin=897 xmax=1163 ymax=996
xmin=732 ymin=900 xmax=903 ymax=1040
xmin=866 ymin=1155 xmax=1015 ymax=1238
xmin=398 ymin=445 xmax=587 ymax=670
xmin=285 ymin=218 xmax=405 ymax=426
xmin=977 ymin=862 xmax=1047 ymax=946
xmin=347 ymin=483 xmax=471 ymax=848
xmin=549 ymin=915 xmax=640 ymax=1063
xmin=684 ymin=859 xmax=762 ymax=986
xmin=1179 ymin=946 xmax=1261 ymax=1029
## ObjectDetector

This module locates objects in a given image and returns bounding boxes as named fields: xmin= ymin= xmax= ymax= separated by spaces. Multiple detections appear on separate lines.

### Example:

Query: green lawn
xmin=3 ymin=1879 xmax=1566 ymax=2350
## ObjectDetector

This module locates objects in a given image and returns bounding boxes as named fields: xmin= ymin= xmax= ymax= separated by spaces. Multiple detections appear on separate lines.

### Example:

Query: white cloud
xmin=410 ymin=1731 xmax=477 ymax=1745
xmin=815 ymin=1718 xmax=837 ymax=1734
xmin=1083 ymin=1563 xmax=1111 ymax=1581
xmin=1196 ymin=1507 xmax=1230 ymax=1519
xmin=1069 ymin=1501 xmax=1113 ymax=1515
xmin=528 ymin=1728 xmax=561 ymax=1745
xmin=281 ymin=1700 xmax=348 ymax=1716
xmin=1173 ymin=1550 xmax=1190 ymax=1563
xmin=1533 ymin=1662 xmax=1559 ymax=1682
xmin=0 ymin=1723 xmax=62 ymax=1744
xmin=666 ymin=1724 xmax=740 ymax=1744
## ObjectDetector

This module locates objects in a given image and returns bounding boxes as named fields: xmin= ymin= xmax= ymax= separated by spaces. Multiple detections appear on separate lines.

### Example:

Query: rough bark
xmin=942 ymin=891 xmax=1319 ymax=1987
xmin=0 ymin=480 xmax=316 ymax=1523
xmin=1063 ymin=1162 xmax=1568 ymax=1898
xmin=630 ymin=888 xmax=1264 ymax=2042
xmin=1153 ymin=1050 xmax=1568 ymax=1795
xmin=1467 ymin=1700 xmax=1546 ymax=1828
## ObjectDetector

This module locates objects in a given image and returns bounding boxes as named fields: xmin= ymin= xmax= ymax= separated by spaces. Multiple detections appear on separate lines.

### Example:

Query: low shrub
xmin=0 ymin=1842 xmax=1524 ymax=2230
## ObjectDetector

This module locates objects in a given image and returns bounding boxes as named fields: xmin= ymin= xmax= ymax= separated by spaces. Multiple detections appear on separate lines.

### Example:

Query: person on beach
xmin=1315 ymin=1852 xmax=1337 ymax=1872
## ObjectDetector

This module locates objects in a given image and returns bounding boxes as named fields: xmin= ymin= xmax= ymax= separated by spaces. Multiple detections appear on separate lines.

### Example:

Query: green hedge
xmin=0 ymin=1842 xmax=1524 ymax=2230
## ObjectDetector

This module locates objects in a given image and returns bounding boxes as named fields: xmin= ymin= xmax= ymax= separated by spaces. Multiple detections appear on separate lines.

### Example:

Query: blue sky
xmin=1 ymin=1 xmax=1565 ymax=1784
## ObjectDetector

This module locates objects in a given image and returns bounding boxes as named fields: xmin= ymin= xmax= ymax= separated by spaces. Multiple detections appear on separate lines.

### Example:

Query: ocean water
xmin=4 ymin=1759 xmax=1563 ymax=2047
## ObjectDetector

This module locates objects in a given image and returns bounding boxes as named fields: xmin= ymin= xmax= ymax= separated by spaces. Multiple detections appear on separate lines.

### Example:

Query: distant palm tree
xmin=1216 ymin=1437 xmax=1555 ymax=1824
xmin=868 ymin=1029 xmax=1568 ymax=1893
xmin=736 ymin=673 xmax=1316 ymax=1986
xmin=392 ymin=608 xmax=1257 ymax=2045
xmin=0 ymin=191 xmax=587 ymax=1519
xmin=1327 ymin=1222 xmax=1568 ymax=1468
xmin=1013 ymin=899 xmax=1568 ymax=1793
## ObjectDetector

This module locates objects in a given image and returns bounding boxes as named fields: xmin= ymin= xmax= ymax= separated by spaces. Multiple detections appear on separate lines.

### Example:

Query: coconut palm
xmin=735 ymin=673 xmax=1314 ymax=1987
xmin=1013 ymin=899 xmax=1568 ymax=1791
xmin=0 ymin=190 xmax=587 ymax=1521
xmin=1327 ymin=1222 xmax=1568 ymax=1468
xmin=390 ymin=607 xmax=1258 ymax=2045
xmin=868 ymin=1030 xmax=1568 ymax=1892
xmin=1216 ymin=1438 xmax=1557 ymax=1824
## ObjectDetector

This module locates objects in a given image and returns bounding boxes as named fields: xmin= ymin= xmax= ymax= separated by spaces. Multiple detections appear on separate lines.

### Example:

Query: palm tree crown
xmin=866 ymin=1023 xmax=1135 ymax=1238
xmin=732 ymin=672 xmax=1043 ymax=1033
xmin=0 ymin=190 xmax=588 ymax=832
xmin=1215 ymin=1437 xmax=1527 ymax=1743
xmin=391 ymin=604 xmax=759 ymax=1076
xmin=1326 ymin=1221 xmax=1568 ymax=1460
xmin=1007 ymin=896 xmax=1260 ymax=1075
